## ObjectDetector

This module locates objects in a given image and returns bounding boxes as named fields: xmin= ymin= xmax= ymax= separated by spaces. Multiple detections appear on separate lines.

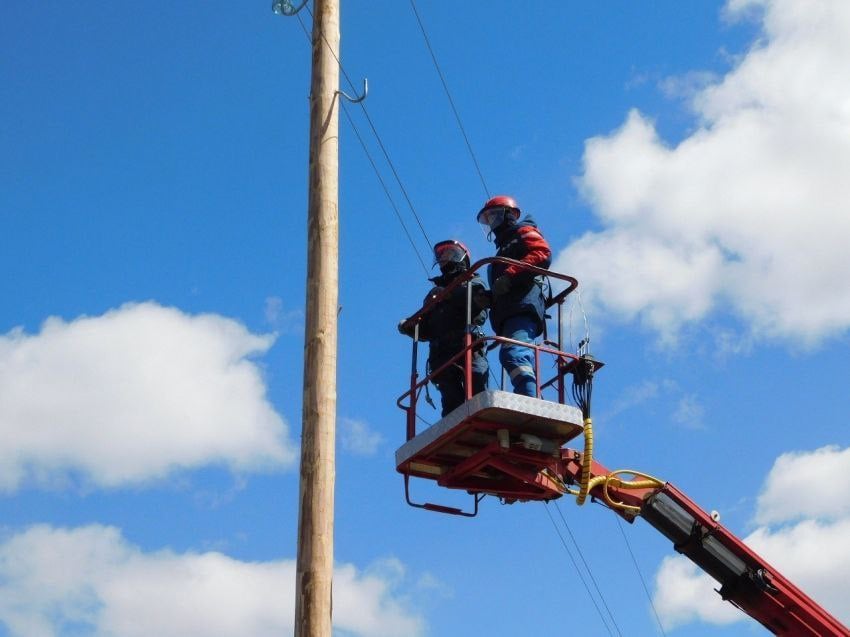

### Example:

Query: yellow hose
xmin=599 ymin=470 xmax=665 ymax=514
xmin=573 ymin=413 xmax=664 ymax=513
xmin=576 ymin=416 xmax=594 ymax=505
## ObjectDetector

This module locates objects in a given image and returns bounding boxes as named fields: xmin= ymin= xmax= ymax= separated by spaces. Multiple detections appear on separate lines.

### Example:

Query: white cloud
xmin=0 ymin=524 xmax=424 ymax=637
xmin=557 ymin=0 xmax=850 ymax=345
xmin=339 ymin=418 xmax=384 ymax=457
xmin=672 ymin=394 xmax=705 ymax=430
xmin=334 ymin=558 xmax=422 ymax=636
xmin=654 ymin=556 xmax=741 ymax=629
xmin=653 ymin=445 xmax=850 ymax=630
xmin=755 ymin=445 xmax=850 ymax=525
xmin=601 ymin=379 xmax=662 ymax=423
xmin=603 ymin=379 xmax=709 ymax=430
xmin=264 ymin=296 xmax=303 ymax=334
xmin=415 ymin=572 xmax=451 ymax=597
xmin=0 ymin=302 xmax=296 ymax=491
xmin=659 ymin=70 xmax=720 ymax=102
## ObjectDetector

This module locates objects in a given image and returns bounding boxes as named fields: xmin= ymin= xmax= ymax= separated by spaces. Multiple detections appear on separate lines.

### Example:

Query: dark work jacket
xmin=487 ymin=215 xmax=552 ymax=334
xmin=417 ymin=271 xmax=488 ymax=368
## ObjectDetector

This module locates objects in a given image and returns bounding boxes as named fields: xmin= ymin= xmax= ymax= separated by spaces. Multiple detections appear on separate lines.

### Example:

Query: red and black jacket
xmin=488 ymin=215 xmax=552 ymax=334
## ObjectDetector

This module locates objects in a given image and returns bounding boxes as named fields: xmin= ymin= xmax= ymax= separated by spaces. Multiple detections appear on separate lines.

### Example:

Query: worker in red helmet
xmin=477 ymin=195 xmax=551 ymax=397
xmin=398 ymin=240 xmax=490 ymax=416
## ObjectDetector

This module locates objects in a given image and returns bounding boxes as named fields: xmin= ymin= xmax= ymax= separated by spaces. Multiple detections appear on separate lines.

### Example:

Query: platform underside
xmin=397 ymin=390 xmax=584 ymax=500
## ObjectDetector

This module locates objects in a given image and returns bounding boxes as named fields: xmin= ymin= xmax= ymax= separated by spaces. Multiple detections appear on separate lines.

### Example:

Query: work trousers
xmin=432 ymin=350 xmax=489 ymax=417
xmin=498 ymin=314 xmax=540 ymax=397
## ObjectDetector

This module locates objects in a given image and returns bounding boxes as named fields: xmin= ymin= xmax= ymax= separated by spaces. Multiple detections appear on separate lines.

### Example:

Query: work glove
xmin=492 ymin=274 xmax=512 ymax=296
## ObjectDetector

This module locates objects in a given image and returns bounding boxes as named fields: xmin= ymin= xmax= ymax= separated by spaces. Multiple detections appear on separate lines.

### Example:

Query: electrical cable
xmin=341 ymin=102 xmax=430 ymax=275
xmin=407 ymin=0 xmax=494 ymax=245
xmin=543 ymin=503 xmax=616 ymax=637
xmin=488 ymin=366 xmax=500 ymax=389
xmin=408 ymin=0 xmax=490 ymax=199
xmin=414 ymin=412 xmax=433 ymax=428
xmin=294 ymin=11 xmax=431 ymax=276
xmin=554 ymin=501 xmax=624 ymax=637
xmin=567 ymin=289 xmax=591 ymax=353
xmin=303 ymin=3 xmax=434 ymax=254
xmin=613 ymin=513 xmax=669 ymax=636
xmin=295 ymin=9 xmax=488 ymax=421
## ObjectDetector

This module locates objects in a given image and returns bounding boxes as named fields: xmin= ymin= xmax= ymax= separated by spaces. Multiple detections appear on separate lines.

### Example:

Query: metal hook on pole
xmin=337 ymin=78 xmax=368 ymax=104
xmin=271 ymin=0 xmax=308 ymax=16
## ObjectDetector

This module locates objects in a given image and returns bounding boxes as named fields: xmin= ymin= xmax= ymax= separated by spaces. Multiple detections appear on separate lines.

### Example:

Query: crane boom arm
xmin=560 ymin=450 xmax=850 ymax=636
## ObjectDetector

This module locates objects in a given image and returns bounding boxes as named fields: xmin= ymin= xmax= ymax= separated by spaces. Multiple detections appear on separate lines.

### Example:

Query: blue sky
xmin=2 ymin=1 xmax=849 ymax=635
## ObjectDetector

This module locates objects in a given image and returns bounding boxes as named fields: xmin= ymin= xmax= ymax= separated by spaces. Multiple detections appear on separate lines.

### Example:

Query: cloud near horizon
xmin=0 ymin=302 xmax=296 ymax=491
xmin=340 ymin=417 xmax=385 ymax=457
xmin=0 ymin=524 xmax=424 ymax=637
xmin=555 ymin=0 xmax=850 ymax=346
xmin=653 ymin=444 xmax=850 ymax=630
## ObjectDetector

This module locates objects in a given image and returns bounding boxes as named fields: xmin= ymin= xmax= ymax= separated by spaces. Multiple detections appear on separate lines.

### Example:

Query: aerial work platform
xmin=396 ymin=390 xmax=583 ymax=504
xmin=394 ymin=260 xmax=850 ymax=635
xmin=396 ymin=258 xmax=586 ymax=515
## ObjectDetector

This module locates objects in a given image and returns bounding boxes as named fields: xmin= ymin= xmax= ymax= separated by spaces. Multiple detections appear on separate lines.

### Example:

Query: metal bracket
xmin=404 ymin=474 xmax=480 ymax=517
xmin=337 ymin=78 xmax=368 ymax=104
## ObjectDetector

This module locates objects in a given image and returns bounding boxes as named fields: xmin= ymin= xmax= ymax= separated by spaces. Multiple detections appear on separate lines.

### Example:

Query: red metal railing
xmin=397 ymin=257 xmax=580 ymax=440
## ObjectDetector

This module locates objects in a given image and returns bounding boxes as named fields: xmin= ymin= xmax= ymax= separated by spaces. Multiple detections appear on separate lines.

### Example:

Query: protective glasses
xmin=477 ymin=206 xmax=511 ymax=229
xmin=433 ymin=242 xmax=467 ymax=267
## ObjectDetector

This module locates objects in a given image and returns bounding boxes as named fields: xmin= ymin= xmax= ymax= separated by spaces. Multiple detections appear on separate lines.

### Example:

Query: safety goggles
xmin=433 ymin=242 xmax=467 ymax=267
xmin=476 ymin=206 xmax=513 ymax=229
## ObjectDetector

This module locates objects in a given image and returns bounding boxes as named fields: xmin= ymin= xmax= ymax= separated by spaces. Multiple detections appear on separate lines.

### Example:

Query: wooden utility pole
xmin=294 ymin=0 xmax=339 ymax=635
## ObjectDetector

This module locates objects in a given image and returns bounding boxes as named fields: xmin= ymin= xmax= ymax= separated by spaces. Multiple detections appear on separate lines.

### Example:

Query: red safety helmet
xmin=433 ymin=239 xmax=471 ymax=268
xmin=476 ymin=195 xmax=521 ymax=228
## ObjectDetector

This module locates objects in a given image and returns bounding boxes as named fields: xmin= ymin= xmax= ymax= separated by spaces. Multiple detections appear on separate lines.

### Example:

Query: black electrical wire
xmin=293 ymin=6 xmax=488 ymax=414
xmin=613 ymin=513 xmax=669 ymax=636
xmin=554 ymin=501 xmax=624 ymax=637
xmin=341 ymin=102 xmax=430 ymax=275
xmin=571 ymin=351 xmax=594 ymax=419
xmin=414 ymin=413 xmax=433 ymax=428
xmin=543 ymin=503 xmax=616 ymax=637
xmin=408 ymin=0 xmax=490 ymax=199
xmin=294 ymin=11 xmax=431 ymax=276
xmin=572 ymin=374 xmax=592 ymax=418
xmin=303 ymin=3 xmax=434 ymax=255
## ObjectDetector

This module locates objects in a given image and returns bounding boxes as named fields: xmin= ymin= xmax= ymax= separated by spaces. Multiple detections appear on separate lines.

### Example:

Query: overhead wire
xmin=405 ymin=0 xmax=502 ymax=386
xmin=302 ymin=3 xmax=434 ymax=254
xmin=340 ymin=101 xmax=430 ymax=275
xmin=568 ymin=288 xmax=592 ymax=354
xmin=543 ymin=503 xmax=616 ymax=637
xmin=554 ymin=501 xmax=624 ymax=637
xmin=408 ymin=0 xmax=490 ymax=199
xmin=294 ymin=5 xmax=499 ymax=405
xmin=613 ymin=513 xmax=669 ymax=636
xmin=293 ymin=8 xmax=432 ymax=275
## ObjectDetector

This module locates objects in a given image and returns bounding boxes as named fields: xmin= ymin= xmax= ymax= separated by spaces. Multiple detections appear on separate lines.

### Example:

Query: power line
xmin=543 ymin=503 xmax=616 ymax=637
xmin=303 ymin=3 xmax=434 ymax=255
xmin=554 ymin=501 xmax=624 ymax=637
xmin=613 ymin=513 xmax=669 ymax=636
xmin=340 ymin=102 xmax=430 ymax=275
xmin=293 ymin=10 xmax=431 ymax=275
xmin=408 ymin=0 xmax=490 ymax=200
